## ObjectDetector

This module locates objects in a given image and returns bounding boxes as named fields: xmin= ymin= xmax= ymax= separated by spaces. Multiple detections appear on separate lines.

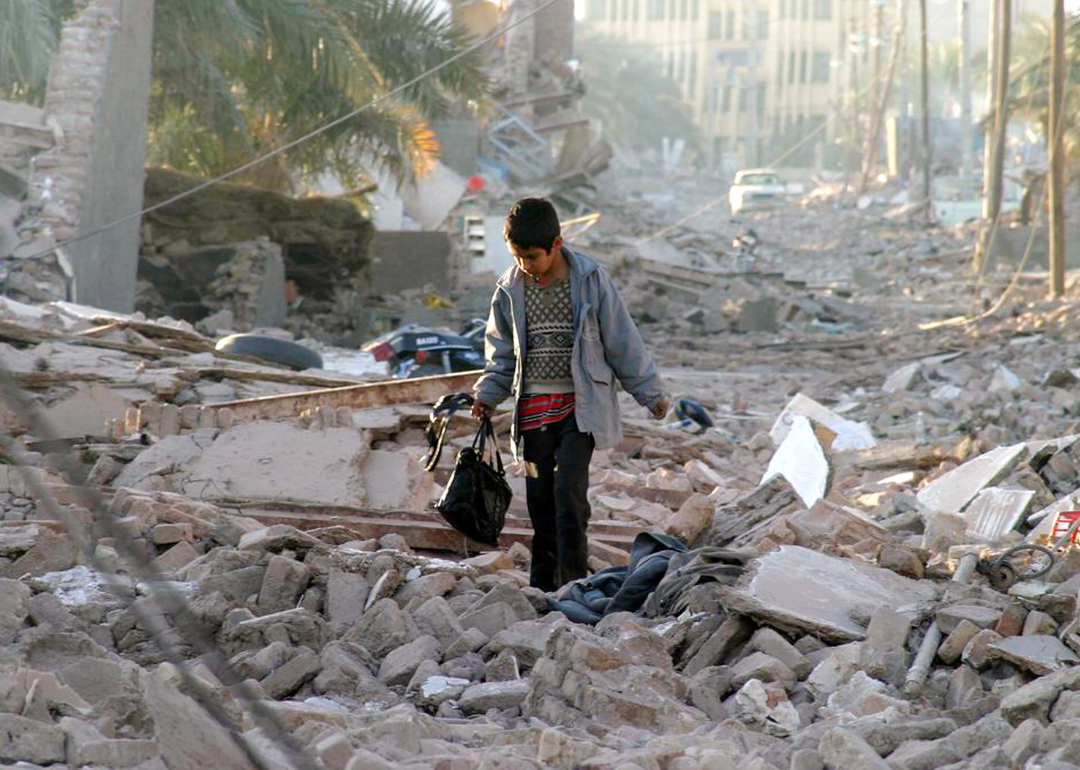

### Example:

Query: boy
xmin=472 ymin=198 xmax=670 ymax=592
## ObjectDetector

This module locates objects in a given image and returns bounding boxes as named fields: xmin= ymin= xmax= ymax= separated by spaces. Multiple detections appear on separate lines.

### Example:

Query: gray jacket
xmin=474 ymin=247 xmax=666 ymax=454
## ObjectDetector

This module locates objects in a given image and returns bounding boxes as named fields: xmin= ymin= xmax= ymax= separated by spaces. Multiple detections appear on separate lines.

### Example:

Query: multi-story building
xmin=582 ymin=0 xmax=884 ymax=170
xmin=579 ymin=0 xmax=1051 ymax=172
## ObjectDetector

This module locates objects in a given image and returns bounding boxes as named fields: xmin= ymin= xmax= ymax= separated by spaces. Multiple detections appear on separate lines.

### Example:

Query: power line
xmin=23 ymin=0 xmax=563 ymax=262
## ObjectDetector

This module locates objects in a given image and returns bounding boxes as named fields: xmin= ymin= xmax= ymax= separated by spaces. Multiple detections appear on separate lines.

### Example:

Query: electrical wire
xmin=21 ymin=0 xmax=563 ymax=262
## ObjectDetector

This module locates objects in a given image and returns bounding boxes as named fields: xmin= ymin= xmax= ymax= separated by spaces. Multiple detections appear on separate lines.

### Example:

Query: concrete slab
xmin=988 ymin=635 xmax=1080 ymax=676
xmin=41 ymin=384 xmax=150 ymax=439
xmin=989 ymin=365 xmax=1022 ymax=393
xmin=718 ymin=545 xmax=937 ymax=643
xmin=770 ymin=393 xmax=876 ymax=452
xmin=916 ymin=443 xmax=1027 ymax=516
xmin=761 ymin=416 xmax=830 ymax=507
xmin=178 ymin=422 xmax=370 ymax=506
xmin=931 ymin=384 xmax=964 ymax=401
xmin=882 ymin=362 xmax=921 ymax=394
xmin=964 ymin=487 xmax=1036 ymax=543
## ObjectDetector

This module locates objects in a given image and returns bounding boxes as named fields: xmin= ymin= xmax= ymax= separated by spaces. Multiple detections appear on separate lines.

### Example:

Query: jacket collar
xmin=496 ymin=245 xmax=599 ymax=290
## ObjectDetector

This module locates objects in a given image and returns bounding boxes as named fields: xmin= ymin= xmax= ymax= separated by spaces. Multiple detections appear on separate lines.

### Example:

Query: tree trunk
xmin=919 ymin=0 xmax=932 ymax=222
xmin=983 ymin=0 xmax=1011 ymax=222
xmin=858 ymin=0 xmax=909 ymax=196
xmin=1049 ymin=0 xmax=1066 ymax=298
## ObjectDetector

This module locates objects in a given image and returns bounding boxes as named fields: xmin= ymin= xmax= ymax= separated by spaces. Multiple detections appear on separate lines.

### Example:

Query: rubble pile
xmin=8 ymin=186 xmax=1080 ymax=768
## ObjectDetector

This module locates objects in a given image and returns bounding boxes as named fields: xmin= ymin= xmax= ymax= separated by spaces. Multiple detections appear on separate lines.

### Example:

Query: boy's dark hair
xmin=504 ymin=197 xmax=561 ymax=251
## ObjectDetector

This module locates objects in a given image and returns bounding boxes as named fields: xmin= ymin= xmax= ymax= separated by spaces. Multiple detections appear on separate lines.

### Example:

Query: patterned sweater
xmin=523 ymin=277 xmax=574 ymax=394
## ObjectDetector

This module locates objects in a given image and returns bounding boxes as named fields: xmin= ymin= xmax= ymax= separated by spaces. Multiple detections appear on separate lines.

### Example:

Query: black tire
xmin=215 ymin=334 xmax=324 ymax=371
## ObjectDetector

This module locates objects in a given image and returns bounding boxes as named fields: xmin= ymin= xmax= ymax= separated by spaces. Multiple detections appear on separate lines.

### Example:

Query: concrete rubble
xmin=8 ymin=185 xmax=1080 ymax=769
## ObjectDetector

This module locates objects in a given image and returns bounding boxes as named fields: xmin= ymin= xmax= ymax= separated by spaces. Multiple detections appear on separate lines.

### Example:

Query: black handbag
xmin=433 ymin=417 xmax=512 ymax=547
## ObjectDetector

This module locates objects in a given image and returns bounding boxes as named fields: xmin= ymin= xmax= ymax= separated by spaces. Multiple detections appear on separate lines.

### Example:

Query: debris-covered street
xmin=5 ymin=181 xmax=1080 ymax=768
xmin=4 ymin=0 xmax=1080 ymax=768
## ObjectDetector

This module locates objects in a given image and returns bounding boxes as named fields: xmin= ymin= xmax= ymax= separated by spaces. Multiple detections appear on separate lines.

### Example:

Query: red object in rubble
xmin=466 ymin=175 xmax=485 ymax=193
xmin=1051 ymin=511 xmax=1080 ymax=543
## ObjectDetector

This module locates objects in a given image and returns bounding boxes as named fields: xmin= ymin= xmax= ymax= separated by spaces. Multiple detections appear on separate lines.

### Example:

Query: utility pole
xmin=744 ymin=7 xmax=760 ymax=168
xmin=918 ymin=0 xmax=932 ymax=221
xmin=848 ymin=16 xmax=862 ymax=183
xmin=957 ymin=0 xmax=973 ymax=178
xmin=983 ymin=0 xmax=1011 ymax=221
xmin=858 ymin=0 xmax=908 ymax=195
xmin=1049 ymin=0 xmax=1066 ymax=298
xmin=982 ymin=0 xmax=998 ymax=202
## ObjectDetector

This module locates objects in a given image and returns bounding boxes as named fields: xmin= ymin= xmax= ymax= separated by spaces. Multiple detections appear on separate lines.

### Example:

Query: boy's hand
xmin=471 ymin=400 xmax=495 ymax=421
xmin=650 ymin=397 xmax=671 ymax=421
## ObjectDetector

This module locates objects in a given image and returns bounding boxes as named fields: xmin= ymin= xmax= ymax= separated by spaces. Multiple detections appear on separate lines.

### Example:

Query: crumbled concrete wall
xmin=26 ymin=0 xmax=155 ymax=312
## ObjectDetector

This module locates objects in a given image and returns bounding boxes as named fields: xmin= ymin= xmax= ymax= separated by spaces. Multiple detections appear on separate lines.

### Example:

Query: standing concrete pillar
xmin=29 ymin=0 xmax=155 ymax=312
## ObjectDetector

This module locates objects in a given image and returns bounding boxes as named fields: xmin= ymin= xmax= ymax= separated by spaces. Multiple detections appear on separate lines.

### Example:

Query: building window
xmin=666 ymin=51 xmax=674 ymax=78
xmin=677 ymin=50 xmax=686 ymax=82
xmin=725 ymin=10 xmax=735 ymax=39
xmin=633 ymin=0 xmax=640 ymax=19
xmin=621 ymin=0 xmax=629 ymax=20
xmin=692 ymin=0 xmax=699 ymax=21
xmin=738 ymin=88 xmax=747 ymax=112
xmin=757 ymin=10 xmax=769 ymax=38
xmin=776 ymin=50 xmax=784 ymax=87
xmin=799 ymin=50 xmax=808 ymax=82
xmin=811 ymin=51 xmax=831 ymax=83
xmin=813 ymin=0 xmax=832 ymax=19
xmin=689 ymin=50 xmax=698 ymax=94
xmin=778 ymin=0 xmax=785 ymax=19
xmin=610 ymin=0 xmax=617 ymax=21
xmin=757 ymin=83 xmax=766 ymax=118
xmin=788 ymin=50 xmax=796 ymax=83
xmin=587 ymin=0 xmax=605 ymax=20
xmin=801 ymin=0 xmax=809 ymax=19
xmin=647 ymin=0 xmax=663 ymax=19
xmin=722 ymin=85 xmax=732 ymax=112
xmin=708 ymin=11 xmax=722 ymax=38
xmin=668 ymin=0 xmax=676 ymax=20
xmin=679 ymin=0 xmax=688 ymax=20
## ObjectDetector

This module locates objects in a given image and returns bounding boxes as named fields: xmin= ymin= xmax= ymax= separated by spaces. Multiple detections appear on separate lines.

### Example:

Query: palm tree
xmin=1 ymin=0 xmax=487 ymax=191
xmin=1005 ymin=13 xmax=1080 ymax=152
xmin=0 ymin=0 xmax=71 ymax=102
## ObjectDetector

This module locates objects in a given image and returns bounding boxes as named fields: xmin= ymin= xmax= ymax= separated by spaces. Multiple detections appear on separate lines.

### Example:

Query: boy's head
xmin=504 ymin=198 xmax=563 ymax=279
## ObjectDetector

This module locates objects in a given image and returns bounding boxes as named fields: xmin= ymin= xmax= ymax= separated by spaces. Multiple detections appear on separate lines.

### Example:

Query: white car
xmin=729 ymin=169 xmax=786 ymax=216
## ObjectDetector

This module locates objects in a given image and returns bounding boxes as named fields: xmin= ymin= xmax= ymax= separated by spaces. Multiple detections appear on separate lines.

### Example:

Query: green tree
xmin=1004 ymin=11 xmax=1080 ymax=161
xmin=576 ymin=33 xmax=699 ymax=155
xmin=0 ymin=0 xmax=486 ymax=190
xmin=0 ymin=0 xmax=72 ymax=102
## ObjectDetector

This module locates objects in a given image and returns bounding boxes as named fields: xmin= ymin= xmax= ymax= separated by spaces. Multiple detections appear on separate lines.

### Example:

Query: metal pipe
xmin=904 ymin=552 xmax=978 ymax=694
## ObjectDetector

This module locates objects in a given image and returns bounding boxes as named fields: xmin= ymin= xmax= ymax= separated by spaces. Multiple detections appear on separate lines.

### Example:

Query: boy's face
xmin=507 ymin=236 xmax=563 ymax=280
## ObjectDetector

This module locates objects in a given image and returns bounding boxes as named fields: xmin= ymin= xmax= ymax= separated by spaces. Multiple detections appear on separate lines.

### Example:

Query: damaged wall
xmin=28 ymin=0 xmax=155 ymax=312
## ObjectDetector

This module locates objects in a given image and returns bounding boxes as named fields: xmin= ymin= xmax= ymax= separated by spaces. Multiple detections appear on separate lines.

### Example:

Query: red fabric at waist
xmin=518 ymin=392 xmax=576 ymax=432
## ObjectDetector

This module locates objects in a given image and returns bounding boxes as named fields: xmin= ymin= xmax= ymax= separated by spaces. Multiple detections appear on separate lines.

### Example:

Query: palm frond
xmin=0 ymin=0 xmax=62 ymax=102
xmin=332 ymin=0 xmax=487 ymax=117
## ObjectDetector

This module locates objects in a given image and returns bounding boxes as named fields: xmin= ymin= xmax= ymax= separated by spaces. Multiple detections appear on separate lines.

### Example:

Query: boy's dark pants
xmin=522 ymin=413 xmax=594 ymax=592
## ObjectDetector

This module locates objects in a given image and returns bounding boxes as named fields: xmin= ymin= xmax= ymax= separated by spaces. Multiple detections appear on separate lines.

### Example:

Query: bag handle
xmin=472 ymin=417 xmax=505 ymax=476
xmin=423 ymin=393 xmax=474 ymax=472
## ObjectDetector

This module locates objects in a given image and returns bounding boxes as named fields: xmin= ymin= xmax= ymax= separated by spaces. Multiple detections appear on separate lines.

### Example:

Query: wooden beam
xmin=222 ymin=505 xmax=640 ymax=555
xmin=209 ymin=370 xmax=482 ymax=421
